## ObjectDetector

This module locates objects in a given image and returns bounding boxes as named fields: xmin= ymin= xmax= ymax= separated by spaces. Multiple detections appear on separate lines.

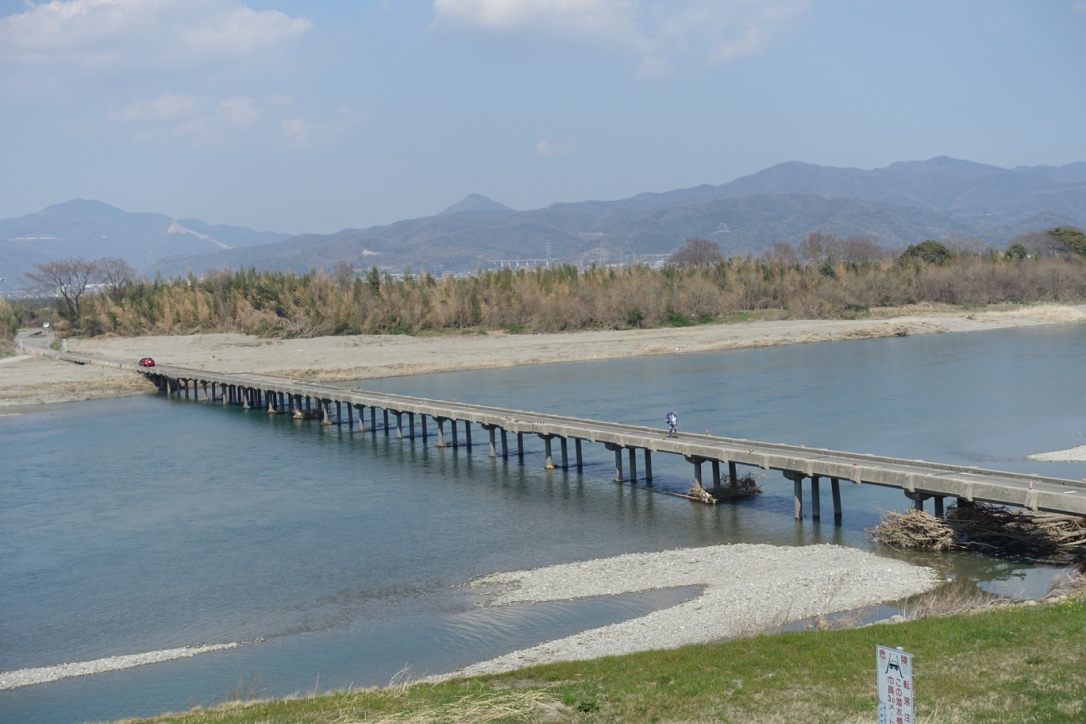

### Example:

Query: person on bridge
xmin=665 ymin=411 xmax=678 ymax=438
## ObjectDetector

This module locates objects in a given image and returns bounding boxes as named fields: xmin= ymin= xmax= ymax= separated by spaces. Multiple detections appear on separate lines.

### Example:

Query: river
xmin=1 ymin=323 xmax=1084 ymax=723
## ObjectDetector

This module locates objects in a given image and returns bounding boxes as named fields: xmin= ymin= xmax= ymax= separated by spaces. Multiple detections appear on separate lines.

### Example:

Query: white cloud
xmin=535 ymin=139 xmax=571 ymax=156
xmin=108 ymin=92 xmax=363 ymax=149
xmin=111 ymin=92 xmax=203 ymax=122
xmin=280 ymin=107 xmax=366 ymax=148
xmin=215 ymin=96 xmax=261 ymax=126
xmin=431 ymin=0 xmax=808 ymax=72
xmin=0 ymin=0 xmax=312 ymax=88
xmin=634 ymin=55 xmax=673 ymax=80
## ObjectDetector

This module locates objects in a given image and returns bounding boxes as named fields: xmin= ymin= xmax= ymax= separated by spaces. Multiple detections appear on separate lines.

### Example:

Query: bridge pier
xmin=831 ymin=477 xmax=842 ymax=523
xmin=542 ymin=435 xmax=554 ymax=469
xmin=783 ymin=470 xmax=805 ymax=520
xmin=607 ymin=443 xmax=624 ymax=482
xmin=627 ymin=447 xmax=638 ymax=482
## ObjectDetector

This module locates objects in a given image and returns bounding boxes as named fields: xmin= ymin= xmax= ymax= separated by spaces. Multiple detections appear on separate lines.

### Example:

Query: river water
xmin=2 ymin=324 xmax=1085 ymax=723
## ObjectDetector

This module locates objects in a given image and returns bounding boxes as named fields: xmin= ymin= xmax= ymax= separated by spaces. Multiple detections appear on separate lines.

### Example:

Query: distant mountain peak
xmin=438 ymin=194 xmax=513 ymax=216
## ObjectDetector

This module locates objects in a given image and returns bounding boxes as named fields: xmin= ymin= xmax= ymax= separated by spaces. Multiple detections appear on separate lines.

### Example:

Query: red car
xmin=138 ymin=357 xmax=156 ymax=367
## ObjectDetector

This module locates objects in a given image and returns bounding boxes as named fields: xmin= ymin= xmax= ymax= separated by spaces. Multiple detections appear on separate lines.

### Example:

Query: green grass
xmin=122 ymin=594 xmax=1086 ymax=723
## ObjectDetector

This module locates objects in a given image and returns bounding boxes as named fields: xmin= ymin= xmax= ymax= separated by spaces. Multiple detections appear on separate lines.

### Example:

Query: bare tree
xmin=799 ymin=231 xmax=836 ymax=264
xmin=837 ymin=235 xmax=888 ymax=264
xmin=763 ymin=242 xmax=799 ymax=265
xmin=97 ymin=257 xmax=136 ymax=303
xmin=23 ymin=258 xmax=101 ymax=321
xmin=667 ymin=238 xmax=724 ymax=267
xmin=1011 ymin=231 xmax=1065 ymax=257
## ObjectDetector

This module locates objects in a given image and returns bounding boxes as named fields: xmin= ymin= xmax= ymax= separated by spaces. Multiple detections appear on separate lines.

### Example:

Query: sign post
xmin=877 ymin=645 xmax=914 ymax=724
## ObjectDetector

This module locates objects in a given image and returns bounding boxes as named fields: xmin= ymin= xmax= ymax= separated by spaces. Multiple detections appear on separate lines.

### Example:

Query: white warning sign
xmin=877 ymin=645 xmax=914 ymax=724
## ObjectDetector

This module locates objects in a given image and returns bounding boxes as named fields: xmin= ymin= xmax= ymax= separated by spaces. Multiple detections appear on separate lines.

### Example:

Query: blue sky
xmin=2 ymin=1 xmax=1084 ymax=235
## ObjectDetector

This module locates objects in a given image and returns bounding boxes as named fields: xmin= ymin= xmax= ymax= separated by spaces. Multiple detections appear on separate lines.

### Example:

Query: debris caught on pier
xmin=684 ymin=474 xmax=763 ymax=505
xmin=869 ymin=502 xmax=1086 ymax=566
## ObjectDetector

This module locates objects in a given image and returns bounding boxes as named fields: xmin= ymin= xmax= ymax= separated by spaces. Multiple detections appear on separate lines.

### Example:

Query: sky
xmin=1 ymin=1 xmax=1085 ymax=235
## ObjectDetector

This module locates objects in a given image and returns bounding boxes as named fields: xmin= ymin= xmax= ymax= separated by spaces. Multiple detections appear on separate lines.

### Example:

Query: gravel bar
xmin=0 ymin=643 xmax=239 ymax=691
xmin=427 ymin=543 xmax=941 ymax=681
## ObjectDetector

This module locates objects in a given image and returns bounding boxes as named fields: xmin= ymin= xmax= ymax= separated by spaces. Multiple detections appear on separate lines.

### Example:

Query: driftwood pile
xmin=685 ymin=474 xmax=763 ymax=505
xmin=869 ymin=501 xmax=1086 ymax=565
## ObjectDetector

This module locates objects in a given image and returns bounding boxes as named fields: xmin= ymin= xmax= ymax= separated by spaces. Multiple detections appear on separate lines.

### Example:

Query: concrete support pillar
xmin=436 ymin=418 xmax=446 ymax=448
xmin=693 ymin=458 xmax=704 ymax=488
xmin=811 ymin=475 xmax=822 ymax=521
xmin=611 ymin=445 xmax=625 ymax=482
xmin=335 ymin=401 xmax=342 ymax=425
xmin=517 ymin=432 xmax=525 ymax=462
xmin=729 ymin=461 xmax=738 ymax=485
xmin=347 ymin=403 xmax=354 ymax=429
xmin=242 ymin=388 xmax=250 ymax=409
xmin=627 ymin=447 xmax=637 ymax=483
xmin=712 ymin=460 xmax=721 ymax=488
xmin=543 ymin=436 xmax=554 ymax=469
xmin=500 ymin=428 xmax=509 ymax=458
xmin=831 ymin=478 xmax=842 ymax=523
xmin=407 ymin=412 xmax=415 ymax=439
xmin=383 ymin=409 xmax=390 ymax=437
xmin=421 ymin=414 xmax=427 ymax=442
xmin=794 ymin=476 xmax=803 ymax=520
xmin=370 ymin=406 xmax=377 ymax=434
xmin=322 ymin=401 xmax=331 ymax=426
xmin=487 ymin=426 xmax=497 ymax=458
xmin=464 ymin=421 xmax=472 ymax=449
xmin=934 ymin=496 xmax=945 ymax=518
xmin=451 ymin=420 xmax=459 ymax=448
xmin=643 ymin=449 xmax=652 ymax=482
xmin=560 ymin=438 xmax=569 ymax=469
xmin=575 ymin=439 xmax=583 ymax=471
xmin=395 ymin=411 xmax=403 ymax=439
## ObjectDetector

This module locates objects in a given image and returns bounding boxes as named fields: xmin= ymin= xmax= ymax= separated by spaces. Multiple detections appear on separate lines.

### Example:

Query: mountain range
xmin=3 ymin=157 xmax=1084 ymax=287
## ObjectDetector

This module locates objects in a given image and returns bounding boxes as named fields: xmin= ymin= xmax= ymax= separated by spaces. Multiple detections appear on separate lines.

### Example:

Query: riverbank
xmin=426 ymin=543 xmax=941 ymax=682
xmin=4 ymin=303 xmax=1085 ymax=408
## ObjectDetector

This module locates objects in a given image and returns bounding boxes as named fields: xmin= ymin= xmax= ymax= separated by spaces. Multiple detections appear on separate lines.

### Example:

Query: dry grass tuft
xmin=359 ymin=688 xmax=565 ymax=723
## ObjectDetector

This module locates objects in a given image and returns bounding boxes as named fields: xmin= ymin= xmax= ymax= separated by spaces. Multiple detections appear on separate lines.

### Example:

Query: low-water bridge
xmin=55 ymin=353 xmax=1086 ymax=521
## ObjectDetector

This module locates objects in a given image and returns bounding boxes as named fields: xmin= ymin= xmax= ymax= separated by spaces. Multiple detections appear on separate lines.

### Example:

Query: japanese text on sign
xmin=877 ymin=645 xmax=914 ymax=724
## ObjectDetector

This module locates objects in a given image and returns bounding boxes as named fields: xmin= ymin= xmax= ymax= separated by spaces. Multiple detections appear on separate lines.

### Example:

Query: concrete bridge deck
xmin=55 ymin=352 xmax=1086 ymax=520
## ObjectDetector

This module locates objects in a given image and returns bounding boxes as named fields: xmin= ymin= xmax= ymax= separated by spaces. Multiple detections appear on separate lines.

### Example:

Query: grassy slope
xmin=125 ymin=595 xmax=1086 ymax=724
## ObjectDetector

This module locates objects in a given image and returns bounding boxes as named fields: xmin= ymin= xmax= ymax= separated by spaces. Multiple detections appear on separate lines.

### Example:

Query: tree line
xmin=5 ymin=227 xmax=1086 ymax=344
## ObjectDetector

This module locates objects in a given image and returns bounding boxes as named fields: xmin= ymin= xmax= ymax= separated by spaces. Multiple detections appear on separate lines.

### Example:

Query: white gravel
xmin=0 ymin=643 xmax=239 ymax=691
xmin=1027 ymin=444 xmax=1086 ymax=463
xmin=425 ymin=543 xmax=941 ymax=681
